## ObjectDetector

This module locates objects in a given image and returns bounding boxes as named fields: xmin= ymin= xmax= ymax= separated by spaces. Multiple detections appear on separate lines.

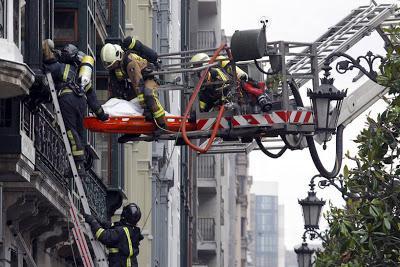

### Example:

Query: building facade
xmin=0 ymin=0 xmax=125 ymax=266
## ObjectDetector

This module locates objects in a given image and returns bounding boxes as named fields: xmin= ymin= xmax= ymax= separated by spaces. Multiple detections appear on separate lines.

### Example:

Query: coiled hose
xmin=180 ymin=44 xmax=227 ymax=153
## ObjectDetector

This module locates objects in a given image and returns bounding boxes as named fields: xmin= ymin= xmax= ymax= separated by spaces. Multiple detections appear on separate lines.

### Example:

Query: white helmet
xmin=100 ymin=43 xmax=124 ymax=70
xmin=190 ymin=53 xmax=210 ymax=67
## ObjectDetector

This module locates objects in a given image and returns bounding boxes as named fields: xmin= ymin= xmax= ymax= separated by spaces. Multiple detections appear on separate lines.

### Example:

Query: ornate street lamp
xmin=307 ymin=64 xmax=347 ymax=147
xmin=299 ymin=176 xmax=326 ymax=230
xmin=295 ymin=241 xmax=315 ymax=267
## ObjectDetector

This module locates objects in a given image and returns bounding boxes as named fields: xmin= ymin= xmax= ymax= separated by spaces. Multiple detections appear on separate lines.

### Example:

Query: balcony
xmin=0 ymin=98 xmax=108 ymax=221
xmin=197 ymin=218 xmax=217 ymax=254
xmin=0 ymin=40 xmax=35 ymax=98
xmin=34 ymin=104 xmax=108 ymax=221
xmin=197 ymin=31 xmax=216 ymax=49
xmin=198 ymin=0 xmax=218 ymax=15
xmin=197 ymin=155 xmax=217 ymax=194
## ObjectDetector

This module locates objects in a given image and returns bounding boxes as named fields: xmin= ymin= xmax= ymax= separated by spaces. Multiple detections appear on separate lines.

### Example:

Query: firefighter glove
xmin=96 ymin=108 xmax=109 ymax=121
xmin=83 ymin=213 xmax=96 ymax=224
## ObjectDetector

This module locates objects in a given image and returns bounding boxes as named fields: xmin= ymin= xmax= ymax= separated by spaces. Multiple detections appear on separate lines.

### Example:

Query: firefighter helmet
xmin=121 ymin=203 xmax=142 ymax=226
xmin=190 ymin=53 xmax=210 ymax=67
xmin=60 ymin=44 xmax=79 ymax=64
xmin=216 ymin=55 xmax=230 ymax=68
xmin=100 ymin=43 xmax=124 ymax=70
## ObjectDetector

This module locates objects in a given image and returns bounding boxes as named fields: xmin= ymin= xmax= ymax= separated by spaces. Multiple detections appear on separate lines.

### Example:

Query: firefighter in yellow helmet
xmin=190 ymin=53 xmax=231 ymax=112
xmin=100 ymin=42 xmax=166 ymax=141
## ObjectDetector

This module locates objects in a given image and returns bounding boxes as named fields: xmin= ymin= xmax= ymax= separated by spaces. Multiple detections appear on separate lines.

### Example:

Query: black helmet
xmin=121 ymin=203 xmax=141 ymax=226
xmin=60 ymin=44 xmax=79 ymax=64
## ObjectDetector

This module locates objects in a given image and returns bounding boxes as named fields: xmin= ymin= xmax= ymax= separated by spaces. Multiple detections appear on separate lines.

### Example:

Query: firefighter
xmin=216 ymin=55 xmax=272 ymax=112
xmin=100 ymin=42 xmax=166 ymax=142
xmin=42 ymin=39 xmax=108 ymax=174
xmin=84 ymin=203 xmax=144 ymax=267
xmin=190 ymin=53 xmax=231 ymax=112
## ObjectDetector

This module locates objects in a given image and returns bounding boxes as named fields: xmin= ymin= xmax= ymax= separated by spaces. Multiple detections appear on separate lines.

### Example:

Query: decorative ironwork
xmin=34 ymin=104 xmax=69 ymax=185
xmin=302 ymin=228 xmax=327 ymax=243
xmin=33 ymin=104 xmax=107 ymax=220
xmin=84 ymin=170 xmax=108 ymax=222
xmin=324 ymin=51 xmax=385 ymax=83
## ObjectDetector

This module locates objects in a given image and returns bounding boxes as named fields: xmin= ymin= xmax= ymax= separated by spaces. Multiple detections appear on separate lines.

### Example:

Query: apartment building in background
xmin=250 ymin=181 xmax=285 ymax=267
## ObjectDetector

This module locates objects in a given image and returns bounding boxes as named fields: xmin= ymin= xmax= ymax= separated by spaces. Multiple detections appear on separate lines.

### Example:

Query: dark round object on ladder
xmin=231 ymin=27 xmax=266 ymax=62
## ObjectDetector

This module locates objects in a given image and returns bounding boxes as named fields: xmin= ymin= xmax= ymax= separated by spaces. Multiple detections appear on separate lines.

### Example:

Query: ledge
xmin=0 ymin=58 xmax=35 ymax=98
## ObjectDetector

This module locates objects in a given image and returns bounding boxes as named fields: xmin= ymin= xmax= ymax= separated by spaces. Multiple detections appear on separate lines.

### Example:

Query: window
xmin=54 ymin=9 xmax=78 ymax=44
xmin=13 ymin=0 xmax=19 ymax=46
xmin=0 ymin=0 xmax=5 ymax=38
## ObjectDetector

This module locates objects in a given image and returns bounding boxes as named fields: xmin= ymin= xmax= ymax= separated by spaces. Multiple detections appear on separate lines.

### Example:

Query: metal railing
xmin=198 ymin=218 xmax=215 ymax=241
xmin=197 ymin=155 xmax=215 ymax=178
xmin=33 ymin=104 xmax=107 ymax=221
xmin=197 ymin=30 xmax=216 ymax=49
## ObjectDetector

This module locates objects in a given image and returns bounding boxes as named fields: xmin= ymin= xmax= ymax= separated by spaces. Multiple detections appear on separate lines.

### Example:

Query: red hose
xmin=242 ymin=82 xmax=264 ymax=97
xmin=181 ymin=44 xmax=227 ymax=153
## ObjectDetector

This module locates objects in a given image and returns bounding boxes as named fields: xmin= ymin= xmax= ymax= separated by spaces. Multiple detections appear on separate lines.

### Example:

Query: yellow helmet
xmin=100 ymin=43 xmax=124 ymax=70
xmin=190 ymin=53 xmax=210 ymax=67
xmin=216 ymin=55 xmax=230 ymax=68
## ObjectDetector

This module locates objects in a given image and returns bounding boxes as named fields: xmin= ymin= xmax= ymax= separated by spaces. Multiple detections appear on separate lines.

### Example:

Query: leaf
xmin=344 ymin=165 xmax=350 ymax=179
xmin=384 ymin=218 xmax=391 ymax=230
xmin=369 ymin=206 xmax=379 ymax=218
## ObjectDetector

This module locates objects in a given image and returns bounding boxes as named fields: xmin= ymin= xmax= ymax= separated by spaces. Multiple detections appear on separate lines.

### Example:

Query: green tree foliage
xmin=315 ymin=27 xmax=400 ymax=267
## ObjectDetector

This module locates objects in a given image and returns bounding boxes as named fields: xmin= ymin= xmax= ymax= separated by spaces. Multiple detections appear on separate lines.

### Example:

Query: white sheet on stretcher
xmin=102 ymin=98 xmax=173 ymax=116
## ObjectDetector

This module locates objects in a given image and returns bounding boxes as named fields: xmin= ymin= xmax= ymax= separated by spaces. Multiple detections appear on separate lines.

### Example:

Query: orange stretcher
xmin=83 ymin=115 xmax=197 ymax=135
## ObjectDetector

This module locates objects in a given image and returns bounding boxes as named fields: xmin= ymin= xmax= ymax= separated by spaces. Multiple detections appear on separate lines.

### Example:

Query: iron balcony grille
xmin=198 ymin=218 xmax=215 ymax=241
xmin=197 ymin=30 xmax=216 ymax=49
xmin=33 ymin=104 xmax=107 ymax=221
xmin=197 ymin=155 xmax=215 ymax=178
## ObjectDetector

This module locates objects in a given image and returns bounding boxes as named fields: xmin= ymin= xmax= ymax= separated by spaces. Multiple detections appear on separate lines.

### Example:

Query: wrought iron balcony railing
xmin=197 ymin=155 xmax=215 ymax=179
xmin=198 ymin=218 xmax=215 ymax=241
xmin=197 ymin=30 xmax=216 ymax=49
xmin=32 ymin=103 xmax=107 ymax=221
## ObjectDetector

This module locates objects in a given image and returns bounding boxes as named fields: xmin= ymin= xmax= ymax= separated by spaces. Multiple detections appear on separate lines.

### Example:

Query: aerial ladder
xmin=84 ymin=3 xmax=398 ymax=178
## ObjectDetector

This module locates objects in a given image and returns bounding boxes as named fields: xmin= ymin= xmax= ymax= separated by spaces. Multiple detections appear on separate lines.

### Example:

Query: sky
xmin=221 ymin=0 xmax=397 ymax=250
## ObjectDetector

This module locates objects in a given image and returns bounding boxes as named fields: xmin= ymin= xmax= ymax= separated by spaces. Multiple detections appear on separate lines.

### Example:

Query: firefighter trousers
xmin=136 ymin=79 xmax=165 ymax=126
xmin=59 ymin=92 xmax=87 ymax=163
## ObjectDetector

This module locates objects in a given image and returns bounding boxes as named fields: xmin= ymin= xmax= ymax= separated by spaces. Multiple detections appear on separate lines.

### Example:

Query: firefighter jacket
xmin=199 ymin=67 xmax=230 ymax=112
xmin=88 ymin=219 xmax=144 ymax=267
xmin=43 ymin=58 xmax=103 ymax=115
xmin=110 ymin=52 xmax=165 ymax=124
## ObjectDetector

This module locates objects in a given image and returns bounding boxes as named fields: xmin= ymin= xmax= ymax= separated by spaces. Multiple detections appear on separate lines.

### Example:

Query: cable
xmin=255 ymin=137 xmax=287 ymax=158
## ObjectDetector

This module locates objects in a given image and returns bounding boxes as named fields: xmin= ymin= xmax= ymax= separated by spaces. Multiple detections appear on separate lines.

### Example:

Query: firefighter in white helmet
xmin=100 ymin=43 xmax=166 ymax=142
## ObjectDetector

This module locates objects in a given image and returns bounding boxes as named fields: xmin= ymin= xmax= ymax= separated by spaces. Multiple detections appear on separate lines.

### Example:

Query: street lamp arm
xmin=324 ymin=51 xmax=385 ymax=83
xmin=302 ymin=228 xmax=327 ymax=243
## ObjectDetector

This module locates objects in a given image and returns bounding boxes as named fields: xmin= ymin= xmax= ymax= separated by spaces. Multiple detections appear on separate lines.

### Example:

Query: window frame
xmin=53 ymin=8 xmax=78 ymax=44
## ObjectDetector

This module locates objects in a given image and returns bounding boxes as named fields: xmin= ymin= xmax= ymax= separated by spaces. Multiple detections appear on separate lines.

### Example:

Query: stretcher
xmin=83 ymin=115 xmax=197 ymax=135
